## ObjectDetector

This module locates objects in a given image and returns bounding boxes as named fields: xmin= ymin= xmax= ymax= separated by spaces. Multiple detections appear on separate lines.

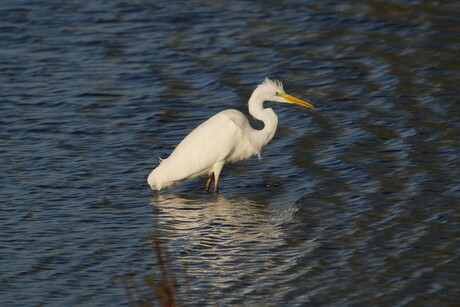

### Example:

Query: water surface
xmin=1 ymin=1 xmax=459 ymax=306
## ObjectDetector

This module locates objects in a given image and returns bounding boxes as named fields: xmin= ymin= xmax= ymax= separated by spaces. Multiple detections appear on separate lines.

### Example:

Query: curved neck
xmin=248 ymin=92 xmax=278 ymax=151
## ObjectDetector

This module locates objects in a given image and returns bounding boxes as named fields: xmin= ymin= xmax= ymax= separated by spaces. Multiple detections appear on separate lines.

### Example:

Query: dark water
xmin=1 ymin=0 xmax=459 ymax=306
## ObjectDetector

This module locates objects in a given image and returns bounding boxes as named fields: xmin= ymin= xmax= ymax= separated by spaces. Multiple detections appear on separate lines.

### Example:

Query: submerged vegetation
xmin=123 ymin=225 xmax=185 ymax=307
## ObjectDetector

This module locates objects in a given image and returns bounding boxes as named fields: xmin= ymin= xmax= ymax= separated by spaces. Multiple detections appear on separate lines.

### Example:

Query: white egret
xmin=147 ymin=78 xmax=314 ymax=192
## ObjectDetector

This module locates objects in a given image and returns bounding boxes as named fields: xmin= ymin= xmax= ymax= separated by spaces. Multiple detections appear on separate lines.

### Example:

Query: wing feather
xmin=147 ymin=110 xmax=244 ymax=189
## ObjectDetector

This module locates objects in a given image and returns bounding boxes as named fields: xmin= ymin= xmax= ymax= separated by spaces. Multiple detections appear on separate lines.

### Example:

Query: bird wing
xmin=150 ymin=110 xmax=244 ymax=187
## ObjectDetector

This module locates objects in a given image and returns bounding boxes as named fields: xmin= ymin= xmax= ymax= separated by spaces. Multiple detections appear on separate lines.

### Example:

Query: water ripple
xmin=1 ymin=0 xmax=459 ymax=306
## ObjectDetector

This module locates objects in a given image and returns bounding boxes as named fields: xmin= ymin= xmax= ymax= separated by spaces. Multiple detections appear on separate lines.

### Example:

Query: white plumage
xmin=147 ymin=78 xmax=314 ymax=192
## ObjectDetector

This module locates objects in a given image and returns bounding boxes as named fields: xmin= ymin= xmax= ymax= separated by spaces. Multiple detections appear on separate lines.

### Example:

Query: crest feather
xmin=259 ymin=77 xmax=284 ymax=93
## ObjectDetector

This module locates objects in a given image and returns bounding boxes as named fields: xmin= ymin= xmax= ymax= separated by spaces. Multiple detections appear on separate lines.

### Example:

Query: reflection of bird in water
xmin=147 ymin=78 xmax=314 ymax=192
xmin=151 ymin=193 xmax=282 ymax=240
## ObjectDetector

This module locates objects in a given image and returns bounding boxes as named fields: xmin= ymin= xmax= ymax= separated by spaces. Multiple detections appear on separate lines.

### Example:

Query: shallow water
xmin=1 ymin=1 xmax=459 ymax=306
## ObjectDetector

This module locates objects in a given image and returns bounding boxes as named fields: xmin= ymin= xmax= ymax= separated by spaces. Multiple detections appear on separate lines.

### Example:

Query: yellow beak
xmin=280 ymin=93 xmax=314 ymax=109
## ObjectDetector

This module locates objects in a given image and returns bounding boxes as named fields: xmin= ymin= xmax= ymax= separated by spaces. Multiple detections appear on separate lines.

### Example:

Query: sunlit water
xmin=1 ymin=1 xmax=459 ymax=306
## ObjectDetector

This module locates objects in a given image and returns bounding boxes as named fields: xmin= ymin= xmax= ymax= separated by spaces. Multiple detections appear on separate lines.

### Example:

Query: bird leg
xmin=213 ymin=162 xmax=224 ymax=193
xmin=214 ymin=176 xmax=219 ymax=193
xmin=205 ymin=162 xmax=224 ymax=192
xmin=205 ymin=173 xmax=213 ymax=192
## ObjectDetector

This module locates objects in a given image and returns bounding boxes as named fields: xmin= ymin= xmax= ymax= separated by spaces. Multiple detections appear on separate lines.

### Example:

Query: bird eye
xmin=275 ymin=92 xmax=279 ymax=96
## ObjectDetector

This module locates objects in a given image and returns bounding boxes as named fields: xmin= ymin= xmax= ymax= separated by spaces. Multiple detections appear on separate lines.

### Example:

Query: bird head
xmin=257 ymin=78 xmax=314 ymax=109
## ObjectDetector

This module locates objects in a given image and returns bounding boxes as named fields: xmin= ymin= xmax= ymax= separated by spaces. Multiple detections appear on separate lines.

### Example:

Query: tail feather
xmin=147 ymin=159 xmax=181 ymax=190
xmin=147 ymin=155 xmax=209 ymax=190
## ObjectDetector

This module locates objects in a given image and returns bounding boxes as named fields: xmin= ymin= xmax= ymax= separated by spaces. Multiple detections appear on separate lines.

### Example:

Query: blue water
xmin=1 ymin=1 xmax=459 ymax=306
